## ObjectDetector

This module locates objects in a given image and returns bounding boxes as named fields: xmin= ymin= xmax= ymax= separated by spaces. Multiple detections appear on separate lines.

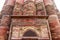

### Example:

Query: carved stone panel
xmin=13 ymin=2 xmax=23 ymax=15
xmin=1 ymin=15 xmax=11 ymax=26
xmin=11 ymin=18 xmax=35 ymax=26
xmin=23 ymin=0 xmax=36 ymax=16
xmin=36 ymin=0 xmax=46 ymax=16
xmin=45 ymin=5 xmax=56 ymax=15
xmin=1 ymin=5 xmax=13 ymax=15
xmin=11 ymin=24 xmax=49 ymax=40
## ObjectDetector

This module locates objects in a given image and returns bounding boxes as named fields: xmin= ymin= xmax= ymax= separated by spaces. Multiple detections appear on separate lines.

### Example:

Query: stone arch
xmin=23 ymin=29 xmax=38 ymax=37
xmin=21 ymin=29 xmax=39 ymax=40
xmin=20 ymin=27 xmax=40 ymax=37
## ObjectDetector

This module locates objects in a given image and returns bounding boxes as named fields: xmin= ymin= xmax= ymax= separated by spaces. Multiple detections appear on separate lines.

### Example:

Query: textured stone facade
xmin=0 ymin=0 xmax=60 ymax=40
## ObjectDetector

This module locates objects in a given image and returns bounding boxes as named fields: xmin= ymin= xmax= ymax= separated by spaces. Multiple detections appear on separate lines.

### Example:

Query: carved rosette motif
xmin=0 ymin=26 xmax=8 ymax=40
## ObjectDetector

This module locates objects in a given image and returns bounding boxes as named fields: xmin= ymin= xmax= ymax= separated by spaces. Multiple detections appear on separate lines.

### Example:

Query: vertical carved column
xmin=35 ymin=0 xmax=46 ymax=16
xmin=0 ymin=25 xmax=8 ymax=40
xmin=1 ymin=0 xmax=15 ymax=15
xmin=13 ymin=0 xmax=24 ymax=15
xmin=1 ymin=0 xmax=15 ymax=33
xmin=44 ymin=0 xmax=60 ymax=40
xmin=23 ymin=0 xmax=36 ymax=16
xmin=1 ymin=15 xmax=11 ymax=26
xmin=0 ymin=0 xmax=16 ymax=40
xmin=48 ymin=15 xmax=60 ymax=40
xmin=0 ymin=15 xmax=11 ymax=40
xmin=11 ymin=26 xmax=20 ymax=40
xmin=43 ymin=0 xmax=56 ymax=15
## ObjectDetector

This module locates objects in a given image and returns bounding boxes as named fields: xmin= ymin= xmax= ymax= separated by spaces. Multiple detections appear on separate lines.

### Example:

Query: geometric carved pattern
xmin=11 ymin=18 xmax=47 ymax=26
xmin=1 ymin=0 xmax=59 ymax=40
xmin=11 ymin=25 xmax=49 ymax=39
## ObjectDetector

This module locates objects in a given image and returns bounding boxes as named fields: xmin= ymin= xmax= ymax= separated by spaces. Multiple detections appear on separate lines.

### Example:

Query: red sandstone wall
xmin=6 ymin=0 xmax=15 ymax=6
xmin=43 ymin=0 xmax=56 ymax=15
xmin=36 ymin=0 xmax=46 ymax=16
xmin=48 ymin=15 xmax=60 ymax=40
xmin=1 ymin=0 xmax=15 ymax=15
xmin=1 ymin=0 xmax=60 ymax=40
xmin=1 ymin=15 xmax=11 ymax=26
xmin=13 ymin=0 xmax=24 ymax=15
xmin=0 ymin=0 xmax=16 ymax=40
xmin=0 ymin=26 xmax=8 ymax=40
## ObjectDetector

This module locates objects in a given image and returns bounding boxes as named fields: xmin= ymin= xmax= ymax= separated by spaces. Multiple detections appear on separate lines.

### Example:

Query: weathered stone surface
xmin=1 ymin=5 xmax=13 ymax=15
xmin=41 ymin=25 xmax=49 ymax=39
xmin=11 ymin=26 xmax=20 ymax=39
xmin=48 ymin=15 xmax=59 ymax=27
xmin=36 ymin=0 xmax=46 ymax=16
xmin=22 ymin=18 xmax=35 ymax=25
xmin=23 ymin=0 xmax=36 ymax=16
xmin=12 ymin=18 xmax=35 ymax=26
xmin=57 ymin=13 xmax=60 ymax=19
xmin=0 ymin=36 xmax=5 ymax=40
xmin=48 ymin=15 xmax=60 ymax=40
xmin=6 ymin=0 xmax=15 ymax=6
xmin=1 ymin=15 xmax=11 ymax=26
xmin=13 ymin=2 xmax=23 ymax=15
xmin=45 ymin=5 xmax=56 ymax=15
xmin=11 ymin=18 xmax=48 ymax=26
xmin=35 ymin=19 xmax=47 ymax=26
xmin=11 ymin=25 xmax=49 ymax=39
xmin=16 ymin=0 xmax=24 ymax=4
xmin=43 ymin=0 xmax=53 ymax=6
xmin=10 ymin=18 xmax=49 ymax=39
xmin=44 ymin=0 xmax=56 ymax=15
xmin=11 ymin=18 xmax=23 ymax=25
xmin=1 ymin=0 xmax=59 ymax=40
xmin=0 ymin=25 xmax=8 ymax=40
xmin=13 ymin=0 xmax=24 ymax=15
